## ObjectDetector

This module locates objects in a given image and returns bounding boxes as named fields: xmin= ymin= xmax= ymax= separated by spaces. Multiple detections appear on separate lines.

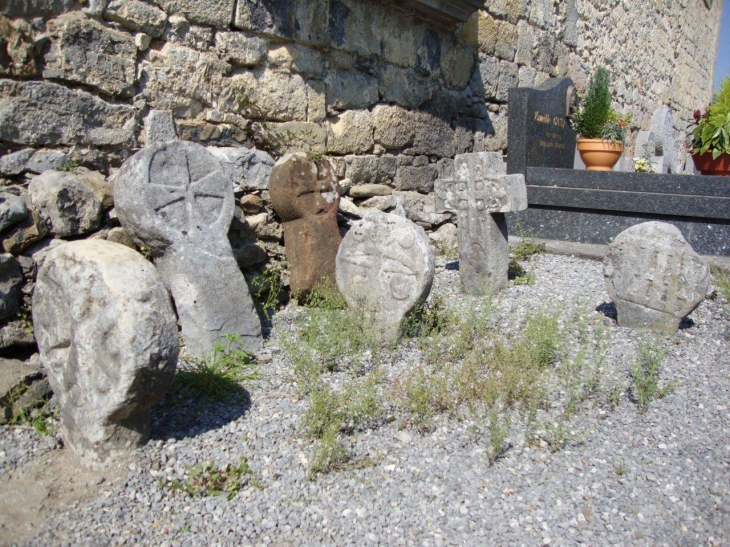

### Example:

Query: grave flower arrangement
xmin=690 ymin=75 xmax=730 ymax=175
xmin=570 ymin=66 xmax=632 ymax=171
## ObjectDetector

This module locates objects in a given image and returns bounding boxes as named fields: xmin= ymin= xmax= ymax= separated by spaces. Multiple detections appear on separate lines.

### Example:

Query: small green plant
xmin=711 ymin=266 xmax=730 ymax=304
xmin=436 ymin=240 xmax=458 ymax=260
xmin=172 ymin=458 xmax=259 ymax=499
xmin=691 ymin=75 xmax=730 ymax=159
xmin=401 ymin=295 xmax=452 ymax=339
xmin=630 ymin=337 xmax=672 ymax=411
xmin=250 ymin=268 xmax=284 ymax=320
xmin=487 ymin=407 xmax=510 ymax=465
xmin=614 ymin=460 xmax=628 ymax=477
xmin=17 ymin=303 xmax=33 ymax=335
xmin=508 ymin=258 xmax=535 ymax=286
xmin=300 ymin=280 xmax=347 ymax=310
xmin=307 ymin=423 xmax=350 ymax=478
xmin=236 ymin=91 xmax=262 ymax=119
xmin=309 ymin=148 xmax=330 ymax=163
xmin=5 ymin=382 xmax=55 ymax=436
xmin=511 ymin=221 xmax=544 ymax=261
xmin=57 ymin=158 xmax=79 ymax=172
xmin=300 ymin=372 xmax=383 ymax=478
xmin=173 ymin=334 xmax=258 ymax=402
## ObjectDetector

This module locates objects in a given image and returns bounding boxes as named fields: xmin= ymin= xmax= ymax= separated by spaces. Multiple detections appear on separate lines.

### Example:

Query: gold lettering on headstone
xmin=533 ymin=111 xmax=552 ymax=124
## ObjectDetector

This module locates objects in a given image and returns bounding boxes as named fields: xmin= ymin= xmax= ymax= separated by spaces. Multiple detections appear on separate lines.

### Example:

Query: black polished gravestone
xmin=504 ymin=79 xmax=730 ymax=256
xmin=507 ymin=78 xmax=577 ymax=175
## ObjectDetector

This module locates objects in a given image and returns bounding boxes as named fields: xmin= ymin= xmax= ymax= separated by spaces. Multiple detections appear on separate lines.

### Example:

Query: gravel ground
xmin=2 ymin=252 xmax=729 ymax=546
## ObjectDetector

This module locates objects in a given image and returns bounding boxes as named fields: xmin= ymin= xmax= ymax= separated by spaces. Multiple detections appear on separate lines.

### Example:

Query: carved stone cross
xmin=435 ymin=152 xmax=527 ymax=294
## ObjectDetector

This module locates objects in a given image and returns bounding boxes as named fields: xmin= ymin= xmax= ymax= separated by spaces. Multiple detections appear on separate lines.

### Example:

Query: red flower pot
xmin=692 ymin=151 xmax=730 ymax=176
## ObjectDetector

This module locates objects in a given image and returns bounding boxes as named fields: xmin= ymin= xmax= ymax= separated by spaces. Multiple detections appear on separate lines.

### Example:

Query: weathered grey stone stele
xmin=336 ymin=210 xmax=434 ymax=341
xmin=604 ymin=221 xmax=710 ymax=333
xmin=114 ymin=140 xmax=262 ymax=358
xmin=435 ymin=152 xmax=527 ymax=295
xmin=32 ymin=240 xmax=179 ymax=467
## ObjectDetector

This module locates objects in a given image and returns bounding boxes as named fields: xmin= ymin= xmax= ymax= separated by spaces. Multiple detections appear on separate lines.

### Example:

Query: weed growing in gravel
xmin=392 ymin=305 xmax=563 ymax=445
xmin=511 ymin=221 xmax=545 ymax=261
xmin=172 ymin=458 xmax=259 ymax=500
xmin=173 ymin=334 xmax=258 ymax=403
xmin=250 ymin=267 xmax=285 ymax=320
xmin=5 ymin=381 xmax=55 ymax=437
xmin=436 ymin=240 xmax=458 ymax=261
xmin=710 ymin=266 xmax=730 ymax=304
xmin=630 ymin=336 xmax=673 ymax=411
xmin=508 ymin=258 xmax=535 ymax=286
xmin=301 ymin=371 xmax=383 ymax=477
xmin=300 ymin=280 xmax=347 ymax=310
xmin=280 ymin=296 xmax=392 ymax=477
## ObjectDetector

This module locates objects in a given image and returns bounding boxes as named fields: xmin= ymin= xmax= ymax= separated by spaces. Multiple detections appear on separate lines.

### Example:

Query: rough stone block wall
xmin=0 ymin=0 xmax=722 ymax=353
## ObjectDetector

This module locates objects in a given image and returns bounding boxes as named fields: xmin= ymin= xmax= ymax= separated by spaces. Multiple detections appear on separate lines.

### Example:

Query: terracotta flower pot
xmin=576 ymin=138 xmax=624 ymax=171
xmin=691 ymin=151 xmax=730 ymax=176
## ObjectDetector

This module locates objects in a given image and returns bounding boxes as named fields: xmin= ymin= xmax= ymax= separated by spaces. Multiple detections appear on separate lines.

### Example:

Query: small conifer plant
xmin=571 ymin=66 xmax=631 ymax=144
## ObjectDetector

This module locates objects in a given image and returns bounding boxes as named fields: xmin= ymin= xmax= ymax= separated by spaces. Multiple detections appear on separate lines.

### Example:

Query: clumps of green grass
xmin=173 ymin=334 xmax=258 ymax=403
xmin=391 ymin=303 xmax=563 ymax=460
xmin=172 ymin=458 xmax=259 ymax=500
xmin=630 ymin=336 xmax=673 ymax=411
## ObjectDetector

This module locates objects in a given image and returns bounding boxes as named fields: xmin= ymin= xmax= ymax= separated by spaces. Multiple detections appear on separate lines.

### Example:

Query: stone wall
xmin=0 ymin=0 xmax=723 ymax=354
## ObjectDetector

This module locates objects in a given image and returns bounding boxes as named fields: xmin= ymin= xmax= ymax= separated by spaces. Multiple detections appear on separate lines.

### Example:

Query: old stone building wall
xmin=0 ymin=0 xmax=723 ymax=353
xmin=1 ymin=0 xmax=722 ymax=173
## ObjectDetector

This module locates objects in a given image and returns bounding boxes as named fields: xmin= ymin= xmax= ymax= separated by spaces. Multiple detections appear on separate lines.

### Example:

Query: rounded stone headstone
xmin=336 ymin=210 xmax=434 ymax=341
xmin=33 ymin=240 xmax=179 ymax=467
xmin=604 ymin=221 xmax=709 ymax=333
xmin=113 ymin=140 xmax=262 ymax=358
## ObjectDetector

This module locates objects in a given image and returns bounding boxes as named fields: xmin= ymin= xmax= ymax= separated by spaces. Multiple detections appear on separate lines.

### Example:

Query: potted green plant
xmin=690 ymin=75 xmax=730 ymax=176
xmin=571 ymin=66 xmax=631 ymax=171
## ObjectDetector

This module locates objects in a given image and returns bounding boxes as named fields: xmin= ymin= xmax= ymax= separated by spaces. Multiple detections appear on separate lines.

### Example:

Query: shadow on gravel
xmin=596 ymin=301 xmax=618 ymax=320
xmin=445 ymin=260 xmax=459 ymax=271
xmin=596 ymin=302 xmax=697 ymax=329
xmin=148 ymin=388 xmax=252 ymax=442
xmin=678 ymin=316 xmax=695 ymax=329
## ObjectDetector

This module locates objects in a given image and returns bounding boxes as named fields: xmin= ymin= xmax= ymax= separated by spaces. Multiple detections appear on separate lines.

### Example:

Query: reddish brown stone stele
xmin=269 ymin=152 xmax=342 ymax=297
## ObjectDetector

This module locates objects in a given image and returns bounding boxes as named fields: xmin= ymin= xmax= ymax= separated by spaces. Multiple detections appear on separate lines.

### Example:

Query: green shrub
xmin=571 ymin=66 xmax=612 ymax=139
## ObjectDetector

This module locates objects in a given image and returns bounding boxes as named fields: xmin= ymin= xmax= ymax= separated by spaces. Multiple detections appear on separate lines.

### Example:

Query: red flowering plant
xmin=690 ymin=75 xmax=730 ymax=159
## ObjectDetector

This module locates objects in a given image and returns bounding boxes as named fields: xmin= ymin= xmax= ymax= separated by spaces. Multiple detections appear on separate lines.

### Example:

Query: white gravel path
xmin=2 ymin=252 xmax=729 ymax=546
